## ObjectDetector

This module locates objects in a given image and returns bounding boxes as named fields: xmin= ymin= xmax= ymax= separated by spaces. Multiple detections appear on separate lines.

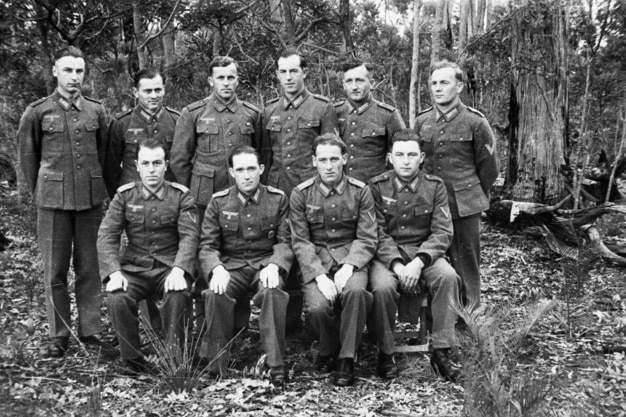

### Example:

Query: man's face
xmin=277 ymin=54 xmax=307 ymax=98
xmin=134 ymin=75 xmax=165 ymax=114
xmin=343 ymin=65 xmax=371 ymax=103
xmin=229 ymin=152 xmax=264 ymax=195
xmin=209 ymin=63 xmax=239 ymax=101
xmin=388 ymin=140 xmax=424 ymax=181
xmin=430 ymin=67 xmax=463 ymax=108
xmin=313 ymin=144 xmax=347 ymax=186
xmin=136 ymin=146 xmax=168 ymax=190
xmin=52 ymin=56 xmax=85 ymax=98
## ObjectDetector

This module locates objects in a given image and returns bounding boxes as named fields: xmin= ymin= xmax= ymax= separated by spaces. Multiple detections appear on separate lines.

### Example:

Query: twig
xmin=605 ymin=102 xmax=626 ymax=203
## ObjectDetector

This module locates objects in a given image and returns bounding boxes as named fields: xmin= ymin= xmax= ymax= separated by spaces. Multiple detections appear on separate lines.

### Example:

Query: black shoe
xmin=377 ymin=352 xmax=397 ymax=379
xmin=79 ymin=334 xmax=119 ymax=358
xmin=48 ymin=337 xmax=69 ymax=358
xmin=333 ymin=358 xmax=355 ymax=386
xmin=124 ymin=356 xmax=158 ymax=375
xmin=430 ymin=348 xmax=462 ymax=382
xmin=269 ymin=365 xmax=287 ymax=385
xmin=317 ymin=355 xmax=337 ymax=374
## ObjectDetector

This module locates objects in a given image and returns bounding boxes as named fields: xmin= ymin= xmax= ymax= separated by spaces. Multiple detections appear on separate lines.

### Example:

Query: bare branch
xmin=138 ymin=0 xmax=184 ymax=49
xmin=294 ymin=17 xmax=327 ymax=45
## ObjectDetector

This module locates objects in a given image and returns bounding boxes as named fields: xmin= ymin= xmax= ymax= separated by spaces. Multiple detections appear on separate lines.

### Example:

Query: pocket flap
xmin=196 ymin=121 xmax=219 ymax=134
xmin=240 ymin=124 xmax=255 ymax=134
xmin=298 ymin=119 xmax=320 ymax=129
xmin=363 ymin=125 xmax=386 ymax=137
xmin=450 ymin=134 xmax=473 ymax=142
xmin=41 ymin=170 xmax=64 ymax=181
xmin=42 ymin=119 xmax=64 ymax=133
xmin=452 ymin=179 xmax=481 ymax=191
xmin=191 ymin=163 xmax=216 ymax=177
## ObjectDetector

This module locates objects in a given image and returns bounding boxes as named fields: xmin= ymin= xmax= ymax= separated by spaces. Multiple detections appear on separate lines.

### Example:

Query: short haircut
xmin=53 ymin=46 xmax=84 ymax=63
xmin=391 ymin=129 xmax=422 ymax=150
xmin=135 ymin=138 xmax=169 ymax=161
xmin=341 ymin=61 xmax=372 ymax=74
xmin=133 ymin=68 xmax=164 ymax=89
xmin=208 ymin=56 xmax=238 ymax=76
xmin=276 ymin=49 xmax=307 ymax=69
xmin=312 ymin=133 xmax=347 ymax=155
xmin=228 ymin=145 xmax=261 ymax=168
xmin=430 ymin=60 xmax=464 ymax=83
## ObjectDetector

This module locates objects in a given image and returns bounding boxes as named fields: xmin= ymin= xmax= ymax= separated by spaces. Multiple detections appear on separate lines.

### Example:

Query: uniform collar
xmin=136 ymin=106 xmax=163 ymax=123
xmin=141 ymin=182 xmax=165 ymax=200
xmin=211 ymin=94 xmax=238 ymax=113
xmin=54 ymin=90 xmax=82 ymax=111
xmin=316 ymin=174 xmax=347 ymax=197
xmin=237 ymin=187 xmax=261 ymax=206
xmin=283 ymin=88 xmax=309 ymax=110
xmin=393 ymin=173 xmax=420 ymax=193
xmin=435 ymin=102 xmax=463 ymax=122
xmin=347 ymin=94 xmax=373 ymax=115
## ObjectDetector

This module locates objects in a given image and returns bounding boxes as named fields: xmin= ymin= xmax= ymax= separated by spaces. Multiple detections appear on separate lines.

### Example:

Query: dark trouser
xmin=449 ymin=214 xmax=481 ymax=307
xmin=302 ymin=265 xmax=373 ymax=359
xmin=107 ymin=265 xmax=191 ymax=361
xmin=369 ymin=258 xmax=461 ymax=352
xmin=201 ymin=266 xmax=289 ymax=374
xmin=37 ymin=207 xmax=102 ymax=338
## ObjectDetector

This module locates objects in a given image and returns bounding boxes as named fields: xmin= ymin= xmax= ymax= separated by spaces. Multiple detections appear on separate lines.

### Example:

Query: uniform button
xmin=287 ymin=142 xmax=291 ymax=145
xmin=439 ymin=142 xmax=443 ymax=146
xmin=402 ymin=214 xmax=407 ymax=218
xmin=134 ymin=139 xmax=138 ymax=143
xmin=459 ymin=137 xmax=463 ymax=141
xmin=401 ymin=226 xmax=406 ymax=229
xmin=247 ymin=227 xmax=252 ymax=230
xmin=350 ymin=133 xmax=355 ymax=136
xmin=424 ymin=209 xmax=428 ymax=212
xmin=404 ymin=201 xmax=409 ymax=205
xmin=154 ymin=129 xmax=158 ymax=133
xmin=74 ymin=119 xmax=78 ymax=122
xmin=286 ymin=167 xmax=291 ymax=170
xmin=331 ymin=204 xmax=336 ymax=208
xmin=229 ymin=143 xmax=233 ymax=147
xmin=228 ymin=131 xmax=233 ymax=135
xmin=349 ymin=156 xmax=354 ymax=159
xmin=438 ymin=167 xmax=442 ymax=170
xmin=76 ymin=142 xmax=80 ymax=146
xmin=287 ymin=128 xmax=292 ymax=132
xmin=348 ymin=167 xmax=353 ymax=170
xmin=49 ymin=127 xmax=54 ymax=131
xmin=77 ymin=165 xmax=81 ymax=169
xmin=440 ymin=130 xmax=444 ymax=134
xmin=227 ymin=119 xmax=232 ymax=123
xmin=247 ymin=214 xmax=251 ymax=217
xmin=152 ymin=208 xmax=156 ymax=212
xmin=287 ymin=154 xmax=291 ymax=158
xmin=75 ymin=130 xmax=79 ymax=133
xmin=351 ymin=122 xmax=356 ymax=125
xmin=287 ymin=116 xmax=292 ymax=120
xmin=331 ymin=229 xmax=336 ymax=232
xmin=350 ymin=144 xmax=354 ymax=147
xmin=438 ymin=154 xmax=443 ymax=158
xmin=332 ymin=217 xmax=336 ymax=221
xmin=152 ymin=220 xmax=156 ymax=223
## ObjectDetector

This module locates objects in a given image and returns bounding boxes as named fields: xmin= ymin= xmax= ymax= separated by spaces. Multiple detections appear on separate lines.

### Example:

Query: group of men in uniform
xmin=17 ymin=45 xmax=498 ymax=386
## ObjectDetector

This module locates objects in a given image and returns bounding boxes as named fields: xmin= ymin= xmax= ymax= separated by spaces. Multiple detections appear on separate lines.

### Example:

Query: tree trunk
xmin=459 ymin=0 xmax=473 ymax=51
xmin=409 ymin=0 xmax=421 ymax=127
xmin=162 ymin=21 xmax=176 ymax=70
xmin=508 ymin=0 xmax=568 ymax=203
xmin=268 ymin=0 xmax=283 ymax=23
xmin=431 ymin=0 xmax=450 ymax=62
xmin=339 ymin=0 xmax=353 ymax=54
xmin=281 ymin=0 xmax=296 ymax=45
xmin=133 ymin=1 xmax=148 ymax=69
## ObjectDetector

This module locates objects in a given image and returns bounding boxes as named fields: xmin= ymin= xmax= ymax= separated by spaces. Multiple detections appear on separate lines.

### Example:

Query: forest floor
xmin=0 ymin=181 xmax=625 ymax=417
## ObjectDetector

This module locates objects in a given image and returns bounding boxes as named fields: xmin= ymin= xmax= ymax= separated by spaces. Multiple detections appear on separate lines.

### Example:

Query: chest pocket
xmin=306 ymin=206 xmax=324 ymax=224
xmin=196 ymin=120 xmax=219 ymax=135
xmin=342 ymin=211 xmax=358 ymax=226
xmin=450 ymin=134 xmax=473 ymax=143
xmin=85 ymin=118 xmax=99 ymax=132
xmin=42 ymin=118 xmax=64 ymax=133
xmin=161 ymin=214 xmax=176 ymax=224
xmin=240 ymin=123 xmax=255 ymax=135
xmin=125 ymin=128 xmax=148 ymax=144
xmin=382 ymin=199 xmax=398 ymax=216
xmin=363 ymin=125 xmax=385 ymax=138
xmin=267 ymin=119 xmax=282 ymax=132
xmin=125 ymin=212 xmax=145 ymax=224
xmin=221 ymin=218 xmax=239 ymax=232
xmin=298 ymin=119 xmax=320 ymax=130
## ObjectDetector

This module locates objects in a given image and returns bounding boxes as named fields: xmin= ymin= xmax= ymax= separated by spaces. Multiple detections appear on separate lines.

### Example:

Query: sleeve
xmin=198 ymin=197 xmax=225 ymax=279
xmin=342 ymin=186 xmax=377 ymax=268
xmin=170 ymin=107 xmax=196 ymax=187
xmin=173 ymin=191 xmax=200 ymax=276
xmin=289 ymin=188 xmax=328 ymax=283
xmin=264 ymin=194 xmax=294 ymax=272
xmin=473 ymin=118 xmax=499 ymax=196
xmin=97 ymin=192 xmax=126 ymax=280
xmin=320 ymin=102 xmax=339 ymax=136
xmin=260 ymin=109 xmax=272 ymax=185
xmin=371 ymin=183 xmax=403 ymax=269
xmin=16 ymin=106 xmax=41 ymax=195
xmin=415 ymin=181 xmax=454 ymax=262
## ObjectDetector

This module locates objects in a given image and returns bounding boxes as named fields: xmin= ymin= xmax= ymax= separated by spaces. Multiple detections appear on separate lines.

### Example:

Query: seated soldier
xmin=97 ymin=138 xmax=199 ymax=374
xmin=198 ymin=146 xmax=293 ymax=384
xmin=369 ymin=129 xmax=462 ymax=382
xmin=289 ymin=134 xmax=377 ymax=387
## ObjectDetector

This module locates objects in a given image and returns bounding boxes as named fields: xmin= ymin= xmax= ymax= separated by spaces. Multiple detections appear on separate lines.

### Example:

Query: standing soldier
xmin=198 ymin=146 xmax=292 ymax=384
xmin=290 ymin=134 xmax=376 ymax=387
xmin=17 ymin=46 xmax=116 ymax=357
xmin=335 ymin=62 xmax=405 ymax=182
xmin=108 ymin=68 xmax=179 ymax=188
xmin=415 ymin=60 xmax=499 ymax=307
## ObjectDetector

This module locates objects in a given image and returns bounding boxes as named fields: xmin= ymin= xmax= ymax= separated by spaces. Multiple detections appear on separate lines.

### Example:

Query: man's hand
xmin=391 ymin=260 xmax=405 ymax=277
xmin=334 ymin=264 xmax=355 ymax=293
xmin=164 ymin=267 xmax=188 ymax=293
xmin=210 ymin=265 xmax=231 ymax=295
xmin=398 ymin=257 xmax=424 ymax=294
xmin=106 ymin=271 xmax=128 ymax=292
xmin=315 ymin=274 xmax=338 ymax=303
xmin=260 ymin=263 xmax=280 ymax=289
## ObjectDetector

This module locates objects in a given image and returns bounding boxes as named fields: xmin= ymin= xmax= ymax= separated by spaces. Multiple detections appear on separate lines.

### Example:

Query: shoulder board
xmin=377 ymin=101 xmax=396 ymax=112
xmin=334 ymin=100 xmax=346 ymax=108
xmin=424 ymin=174 xmax=444 ymax=183
xmin=296 ymin=178 xmax=315 ymax=191
xmin=264 ymin=97 xmax=280 ymax=106
xmin=466 ymin=106 xmax=486 ymax=118
xmin=266 ymin=185 xmax=285 ymax=196
xmin=417 ymin=107 xmax=433 ymax=116
xmin=29 ymin=97 xmax=48 ymax=108
xmin=370 ymin=173 xmax=391 ymax=184
xmin=212 ymin=188 xmax=230 ymax=198
xmin=170 ymin=182 xmax=189 ymax=193
xmin=347 ymin=177 xmax=366 ymax=188
xmin=242 ymin=101 xmax=261 ymax=113
xmin=117 ymin=182 xmax=136 ymax=193
xmin=186 ymin=99 xmax=206 ymax=112
xmin=312 ymin=94 xmax=330 ymax=103
xmin=114 ymin=109 xmax=132 ymax=120
xmin=165 ymin=106 xmax=180 ymax=116
xmin=83 ymin=96 xmax=102 ymax=104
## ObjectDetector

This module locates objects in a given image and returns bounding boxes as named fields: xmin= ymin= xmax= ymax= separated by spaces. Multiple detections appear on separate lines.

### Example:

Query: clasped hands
xmin=392 ymin=258 xmax=424 ymax=295
xmin=315 ymin=264 xmax=355 ymax=304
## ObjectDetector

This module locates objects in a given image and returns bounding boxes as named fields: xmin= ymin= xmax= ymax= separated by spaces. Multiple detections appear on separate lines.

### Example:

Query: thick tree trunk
xmin=162 ymin=21 xmax=176 ymax=70
xmin=409 ymin=0 xmax=421 ymax=127
xmin=281 ymin=0 xmax=296 ymax=45
xmin=133 ymin=1 xmax=148 ymax=69
xmin=431 ymin=0 xmax=450 ymax=62
xmin=339 ymin=0 xmax=353 ymax=54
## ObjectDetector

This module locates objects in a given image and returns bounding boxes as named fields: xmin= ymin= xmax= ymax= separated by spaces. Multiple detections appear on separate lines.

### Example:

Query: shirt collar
xmin=54 ymin=90 xmax=82 ymax=111
xmin=137 ymin=106 xmax=163 ymax=123
xmin=212 ymin=94 xmax=238 ymax=113
xmin=237 ymin=187 xmax=261 ymax=206
xmin=394 ymin=174 xmax=420 ymax=193
xmin=141 ymin=182 xmax=165 ymax=200
xmin=347 ymin=94 xmax=372 ymax=115
xmin=316 ymin=174 xmax=347 ymax=197
xmin=435 ymin=102 xmax=462 ymax=122
xmin=283 ymin=88 xmax=309 ymax=110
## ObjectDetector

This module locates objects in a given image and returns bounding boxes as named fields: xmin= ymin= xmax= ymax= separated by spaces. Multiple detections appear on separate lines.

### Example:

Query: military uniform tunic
xmin=108 ymin=106 xmax=180 ymax=187
xmin=262 ymin=89 xmax=338 ymax=194
xmin=334 ymin=96 xmax=405 ymax=182
xmin=170 ymin=94 xmax=261 ymax=207
xmin=17 ymin=90 xmax=116 ymax=339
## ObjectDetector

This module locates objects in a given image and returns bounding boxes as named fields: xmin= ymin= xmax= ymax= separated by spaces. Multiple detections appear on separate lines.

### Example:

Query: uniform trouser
xmin=369 ymin=258 xmax=461 ymax=352
xmin=106 ymin=265 xmax=191 ymax=361
xmin=302 ymin=265 xmax=373 ymax=359
xmin=37 ymin=207 xmax=102 ymax=338
xmin=201 ymin=266 xmax=289 ymax=374
xmin=449 ymin=214 xmax=481 ymax=307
